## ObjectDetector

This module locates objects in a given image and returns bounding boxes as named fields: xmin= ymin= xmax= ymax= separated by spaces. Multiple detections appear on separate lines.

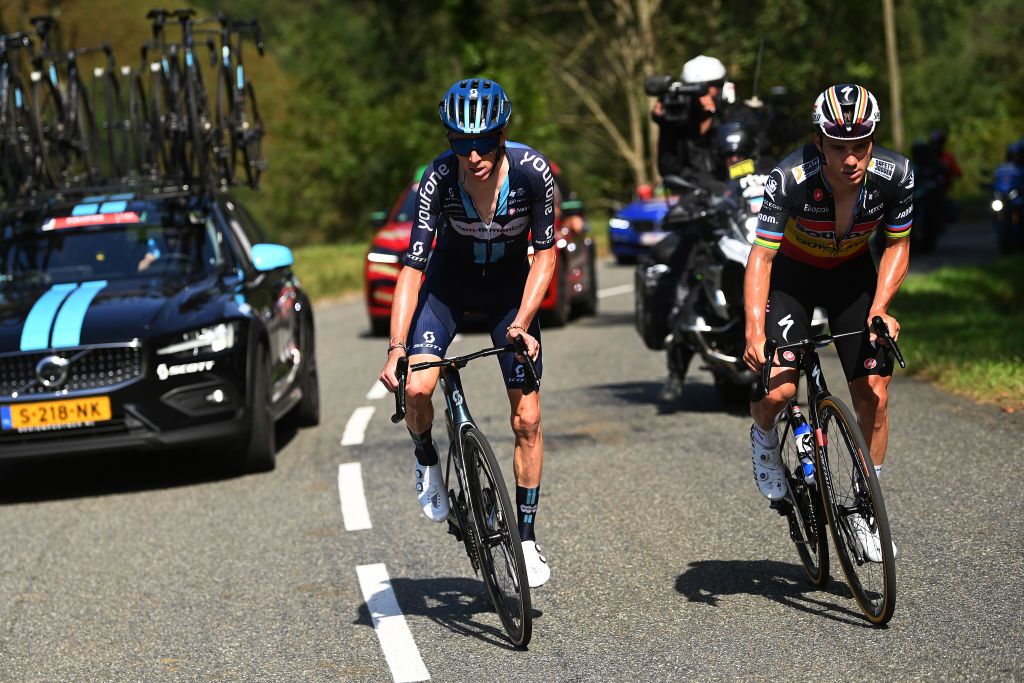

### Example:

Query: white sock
xmin=752 ymin=423 xmax=778 ymax=446
xmin=874 ymin=464 xmax=883 ymax=480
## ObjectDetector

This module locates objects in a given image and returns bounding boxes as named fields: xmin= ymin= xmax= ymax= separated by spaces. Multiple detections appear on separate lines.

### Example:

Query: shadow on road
xmin=353 ymin=575 xmax=543 ymax=650
xmin=593 ymin=380 xmax=749 ymax=416
xmin=675 ymin=558 xmax=876 ymax=628
xmin=0 ymin=423 xmax=299 ymax=504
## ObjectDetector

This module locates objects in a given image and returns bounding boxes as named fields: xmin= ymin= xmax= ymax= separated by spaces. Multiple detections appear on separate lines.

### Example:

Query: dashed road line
xmin=367 ymin=381 xmax=389 ymax=401
xmin=341 ymin=406 xmax=376 ymax=446
xmin=597 ymin=283 xmax=634 ymax=299
xmin=357 ymin=563 xmax=431 ymax=682
xmin=337 ymin=463 xmax=372 ymax=531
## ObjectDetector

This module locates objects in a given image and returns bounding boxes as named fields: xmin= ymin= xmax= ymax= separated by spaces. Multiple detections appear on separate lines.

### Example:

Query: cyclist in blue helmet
xmin=380 ymin=78 xmax=556 ymax=588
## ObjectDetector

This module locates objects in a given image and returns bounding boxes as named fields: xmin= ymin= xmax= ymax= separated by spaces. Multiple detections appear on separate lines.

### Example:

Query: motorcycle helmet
xmin=715 ymin=122 xmax=756 ymax=159
xmin=812 ymin=84 xmax=880 ymax=140
xmin=439 ymin=78 xmax=511 ymax=135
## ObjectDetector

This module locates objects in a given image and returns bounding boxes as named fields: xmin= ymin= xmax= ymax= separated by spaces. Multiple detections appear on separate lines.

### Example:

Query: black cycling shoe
xmin=658 ymin=372 xmax=684 ymax=403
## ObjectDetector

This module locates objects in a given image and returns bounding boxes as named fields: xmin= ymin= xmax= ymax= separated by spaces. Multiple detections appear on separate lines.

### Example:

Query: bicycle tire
xmin=126 ymin=71 xmax=152 ymax=175
xmin=1 ymin=73 xmax=33 ymax=198
xmin=183 ymin=69 xmax=209 ymax=187
xmin=30 ymin=74 xmax=65 ymax=188
xmin=816 ymin=395 xmax=896 ymax=625
xmin=239 ymin=81 xmax=263 ymax=188
xmin=94 ymin=69 xmax=125 ymax=180
xmin=214 ymin=68 xmax=235 ymax=185
xmin=778 ymin=410 xmax=829 ymax=586
xmin=64 ymin=73 xmax=100 ymax=186
xmin=462 ymin=427 xmax=532 ymax=648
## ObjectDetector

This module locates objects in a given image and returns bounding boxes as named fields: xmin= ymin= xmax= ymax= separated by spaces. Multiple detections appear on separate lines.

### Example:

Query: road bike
xmin=391 ymin=335 xmax=536 ymax=647
xmin=753 ymin=316 xmax=905 ymax=625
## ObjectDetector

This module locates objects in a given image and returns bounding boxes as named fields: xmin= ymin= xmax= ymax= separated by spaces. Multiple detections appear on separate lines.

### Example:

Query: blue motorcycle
xmin=991 ymin=161 xmax=1024 ymax=254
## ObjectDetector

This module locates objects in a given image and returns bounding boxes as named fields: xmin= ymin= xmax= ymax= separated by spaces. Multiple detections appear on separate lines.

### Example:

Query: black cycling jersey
xmin=754 ymin=143 xmax=914 ymax=269
xmin=402 ymin=142 xmax=556 ymax=277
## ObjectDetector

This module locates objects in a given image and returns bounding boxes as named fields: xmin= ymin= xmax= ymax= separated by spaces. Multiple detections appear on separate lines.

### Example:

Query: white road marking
xmin=357 ymin=563 xmax=431 ymax=682
xmin=597 ymin=283 xmax=634 ymax=299
xmin=367 ymin=381 xmax=389 ymax=400
xmin=341 ymin=406 xmax=376 ymax=446
xmin=337 ymin=463 xmax=372 ymax=531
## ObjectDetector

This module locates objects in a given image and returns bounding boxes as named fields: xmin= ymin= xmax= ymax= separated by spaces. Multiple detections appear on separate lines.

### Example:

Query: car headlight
xmin=367 ymin=251 xmax=401 ymax=264
xmin=609 ymin=217 xmax=631 ymax=230
xmin=157 ymin=322 xmax=238 ymax=357
xmin=992 ymin=199 xmax=1004 ymax=212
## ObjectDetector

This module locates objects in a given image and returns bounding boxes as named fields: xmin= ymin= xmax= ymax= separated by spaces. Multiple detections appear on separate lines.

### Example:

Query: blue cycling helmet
xmin=439 ymin=78 xmax=511 ymax=134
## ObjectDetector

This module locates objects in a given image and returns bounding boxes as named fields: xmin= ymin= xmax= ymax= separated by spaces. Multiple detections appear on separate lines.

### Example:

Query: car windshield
xmin=391 ymin=183 xmax=419 ymax=223
xmin=0 ymin=208 xmax=223 ymax=289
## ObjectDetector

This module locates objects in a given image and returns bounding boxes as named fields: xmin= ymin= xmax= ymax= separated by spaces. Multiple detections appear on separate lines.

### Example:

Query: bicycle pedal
xmin=446 ymin=520 xmax=463 ymax=542
xmin=769 ymin=499 xmax=792 ymax=516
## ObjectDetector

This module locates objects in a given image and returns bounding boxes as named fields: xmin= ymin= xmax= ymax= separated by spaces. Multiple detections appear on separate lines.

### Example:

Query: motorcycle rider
xmin=651 ymin=55 xmax=729 ymax=402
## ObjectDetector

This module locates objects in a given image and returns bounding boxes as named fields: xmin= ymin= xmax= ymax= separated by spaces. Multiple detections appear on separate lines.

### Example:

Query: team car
xmin=364 ymin=163 xmax=598 ymax=335
xmin=608 ymin=191 xmax=675 ymax=264
xmin=0 ymin=188 xmax=318 ymax=472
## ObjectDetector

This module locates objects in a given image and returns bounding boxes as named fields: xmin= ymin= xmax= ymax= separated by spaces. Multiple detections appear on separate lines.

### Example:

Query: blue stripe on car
xmin=20 ymin=283 xmax=78 ymax=351
xmin=50 ymin=280 xmax=108 ymax=348
xmin=72 ymin=203 xmax=100 ymax=216
xmin=1 ymin=406 xmax=12 ymax=430
xmin=99 ymin=201 xmax=127 ymax=213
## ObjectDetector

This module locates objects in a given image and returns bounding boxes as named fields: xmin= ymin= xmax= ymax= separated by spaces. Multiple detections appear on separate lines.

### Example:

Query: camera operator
xmin=650 ymin=55 xmax=728 ymax=184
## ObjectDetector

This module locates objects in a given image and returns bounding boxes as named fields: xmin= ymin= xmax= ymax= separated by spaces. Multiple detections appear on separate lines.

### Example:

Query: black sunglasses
xmin=449 ymin=134 xmax=502 ymax=157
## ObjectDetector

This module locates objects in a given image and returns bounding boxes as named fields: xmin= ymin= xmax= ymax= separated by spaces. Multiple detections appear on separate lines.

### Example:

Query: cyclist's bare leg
xmin=750 ymin=367 xmax=799 ymax=430
xmin=404 ymin=355 xmax=442 ymax=435
xmin=508 ymin=388 xmax=542 ymax=488
xmin=848 ymin=374 xmax=891 ymax=465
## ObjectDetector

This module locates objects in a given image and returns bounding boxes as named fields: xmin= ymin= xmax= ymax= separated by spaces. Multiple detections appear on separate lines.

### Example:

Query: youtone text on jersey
xmin=417 ymin=163 xmax=451 ymax=232
xmin=520 ymin=152 xmax=555 ymax=216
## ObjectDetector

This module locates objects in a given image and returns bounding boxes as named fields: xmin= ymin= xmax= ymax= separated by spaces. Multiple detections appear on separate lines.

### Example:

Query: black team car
xmin=0 ymin=188 xmax=319 ymax=472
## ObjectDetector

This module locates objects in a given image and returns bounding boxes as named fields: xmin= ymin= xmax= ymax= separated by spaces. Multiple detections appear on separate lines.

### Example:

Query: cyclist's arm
xmin=743 ymin=167 xmax=790 ymax=371
xmin=870 ymin=161 xmax=915 ymax=342
xmin=511 ymin=246 xmax=555 ymax=333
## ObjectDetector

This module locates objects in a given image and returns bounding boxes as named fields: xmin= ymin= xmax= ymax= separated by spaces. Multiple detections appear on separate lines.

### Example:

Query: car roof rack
xmin=0 ymin=179 xmax=221 ymax=220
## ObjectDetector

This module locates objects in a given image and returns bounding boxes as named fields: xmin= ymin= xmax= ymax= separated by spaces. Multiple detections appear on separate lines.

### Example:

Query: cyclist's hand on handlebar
xmin=507 ymin=327 xmax=539 ymax=362
xmin=868 ymin=311 xmax=900 ymax=346
xmin=743 ymin=334 xmax=767 ymax=373
xmin=379 ymin=348 xmax=407 ymax=393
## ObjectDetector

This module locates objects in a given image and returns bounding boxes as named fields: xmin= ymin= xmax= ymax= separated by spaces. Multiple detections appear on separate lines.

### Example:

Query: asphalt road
xmin=1 ymin=223 xmax=1021 ymax=682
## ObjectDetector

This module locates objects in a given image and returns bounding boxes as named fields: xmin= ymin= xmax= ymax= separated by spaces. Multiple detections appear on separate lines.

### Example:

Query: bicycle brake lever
xmin=871 ymin=316 xmax=906 ymax=369
xmin=390 ymin=356 xmax=408 ymax=423
xmin=751 ymin=338 xmax=778 ymax=402
xmin=512 ymin=335 xmax=540 ymax=394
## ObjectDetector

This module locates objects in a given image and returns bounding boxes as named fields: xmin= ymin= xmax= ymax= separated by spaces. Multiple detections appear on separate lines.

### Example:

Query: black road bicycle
xmin=391 ymin=335 xmax=537 ymax=648
xmin=753 ymin=316 xmax=905 ymax=626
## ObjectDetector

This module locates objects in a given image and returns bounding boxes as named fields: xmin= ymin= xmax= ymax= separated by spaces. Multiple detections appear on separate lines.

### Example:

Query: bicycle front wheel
xmin=462 ymin=427 xmax=532 ymax=648
xmin=778 ymin=411 xmax=829 ymax=586
xmin=816 ymin=395 xmax=896 ymax=625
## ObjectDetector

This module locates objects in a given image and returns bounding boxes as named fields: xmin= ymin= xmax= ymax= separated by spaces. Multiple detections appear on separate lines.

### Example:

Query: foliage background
xmin=2 ymin=0 xmax=1022 ymax=245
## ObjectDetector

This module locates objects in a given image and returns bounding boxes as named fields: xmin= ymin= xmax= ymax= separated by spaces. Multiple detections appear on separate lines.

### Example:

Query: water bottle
xmin=791 ymin=405 xmax=816 ymax=486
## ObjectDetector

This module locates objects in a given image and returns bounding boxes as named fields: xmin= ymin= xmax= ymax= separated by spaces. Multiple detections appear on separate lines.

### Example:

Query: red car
xmin=364 ymin=164 xmax=597 ymax=336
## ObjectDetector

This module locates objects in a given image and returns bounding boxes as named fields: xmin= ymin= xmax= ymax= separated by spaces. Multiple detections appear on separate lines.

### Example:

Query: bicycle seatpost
xmin=390 ymin=356 xmax=409 ymax=424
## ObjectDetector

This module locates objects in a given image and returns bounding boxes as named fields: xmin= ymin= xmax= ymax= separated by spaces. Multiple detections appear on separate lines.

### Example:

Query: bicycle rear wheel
xmin=816 ymin=395 xmax=896 ymax=625
xmin=778 ymin=408 xmax=829 ymax=586
xmin=31 ymin=76 xmax=65 ymax=187
xmin=462 ymin=427 xmax=532 ymax=648
xmin=239 ymin=81 xmax=263 ymax=188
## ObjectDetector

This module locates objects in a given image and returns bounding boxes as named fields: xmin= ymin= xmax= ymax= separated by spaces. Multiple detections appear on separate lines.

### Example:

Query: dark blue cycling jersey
xmin=402 ymin=142 xmax=557 ymax=276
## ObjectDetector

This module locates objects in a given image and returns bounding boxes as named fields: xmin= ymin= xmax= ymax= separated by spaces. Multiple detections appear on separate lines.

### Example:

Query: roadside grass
xmin=293 ymin=242 xmax=367 ymax=303
xmin=890 ymin=255 xmax=1024 ymax=411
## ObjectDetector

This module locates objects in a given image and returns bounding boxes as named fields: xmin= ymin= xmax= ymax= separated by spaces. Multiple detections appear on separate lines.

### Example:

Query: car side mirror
xmin=370 ymin=211 xmax=388 ymax=229
xmin=251 ymin=243 xmax=294 ymax=272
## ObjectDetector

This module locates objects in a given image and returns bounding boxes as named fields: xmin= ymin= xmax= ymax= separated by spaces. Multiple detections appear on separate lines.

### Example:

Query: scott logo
xmin=412 ymin=241 xmax=424 ymax=256
xmin=423 ymin=331 xmax=435 ymax=344
xmin=452 ymin=388 xmax=464 ymax=406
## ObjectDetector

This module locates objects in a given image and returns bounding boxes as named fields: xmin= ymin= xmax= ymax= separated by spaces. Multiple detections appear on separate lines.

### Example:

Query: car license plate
xmin=1 ymin=396 xmax=112 ymax=431
xmin=641 ymin=231 xmax=667 ymax=246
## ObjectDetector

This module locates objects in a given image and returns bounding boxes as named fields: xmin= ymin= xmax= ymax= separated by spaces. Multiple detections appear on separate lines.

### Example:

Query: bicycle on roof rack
xmin=390 ymin=335 xmax=537 ymax=648
xmin=752 ymin=315 xmax=905 ymax=626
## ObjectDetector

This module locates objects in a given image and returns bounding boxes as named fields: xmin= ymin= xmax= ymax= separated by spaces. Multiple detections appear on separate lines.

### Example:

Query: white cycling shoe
xmin=850 ymin=514 xmax=897 ymax=563
xmin=751 ymin=424 xmax=789 ymax=501
xmin=415 ymin=462 xmax=449 ymax=523
xmin=521 ymin=541 xmax=550 ymax=588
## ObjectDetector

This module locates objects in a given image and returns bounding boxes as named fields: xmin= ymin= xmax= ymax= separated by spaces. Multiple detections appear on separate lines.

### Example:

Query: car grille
xmin=0 ymin=344 xmax=144 ymax=399
xmin=630 ymin=220 xmax=659 ymax=233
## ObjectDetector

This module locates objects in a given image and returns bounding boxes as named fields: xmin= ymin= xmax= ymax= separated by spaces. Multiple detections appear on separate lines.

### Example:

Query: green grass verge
xmin=293 ymin=242 xmax=367 ymax=303
xmin=890 ymin=255 xmax=1024 ymax=411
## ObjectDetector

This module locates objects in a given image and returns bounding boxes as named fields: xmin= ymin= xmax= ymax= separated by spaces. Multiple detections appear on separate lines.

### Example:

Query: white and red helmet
xmin=812 ymin=84 xmax=880 ymax=140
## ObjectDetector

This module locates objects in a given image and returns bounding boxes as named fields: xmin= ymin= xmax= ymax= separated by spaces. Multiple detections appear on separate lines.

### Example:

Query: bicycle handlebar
xmin=750 ymin=319 xmax=906 ymax=402
xmin=389 ymin=339 xmax=540 ymax=424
